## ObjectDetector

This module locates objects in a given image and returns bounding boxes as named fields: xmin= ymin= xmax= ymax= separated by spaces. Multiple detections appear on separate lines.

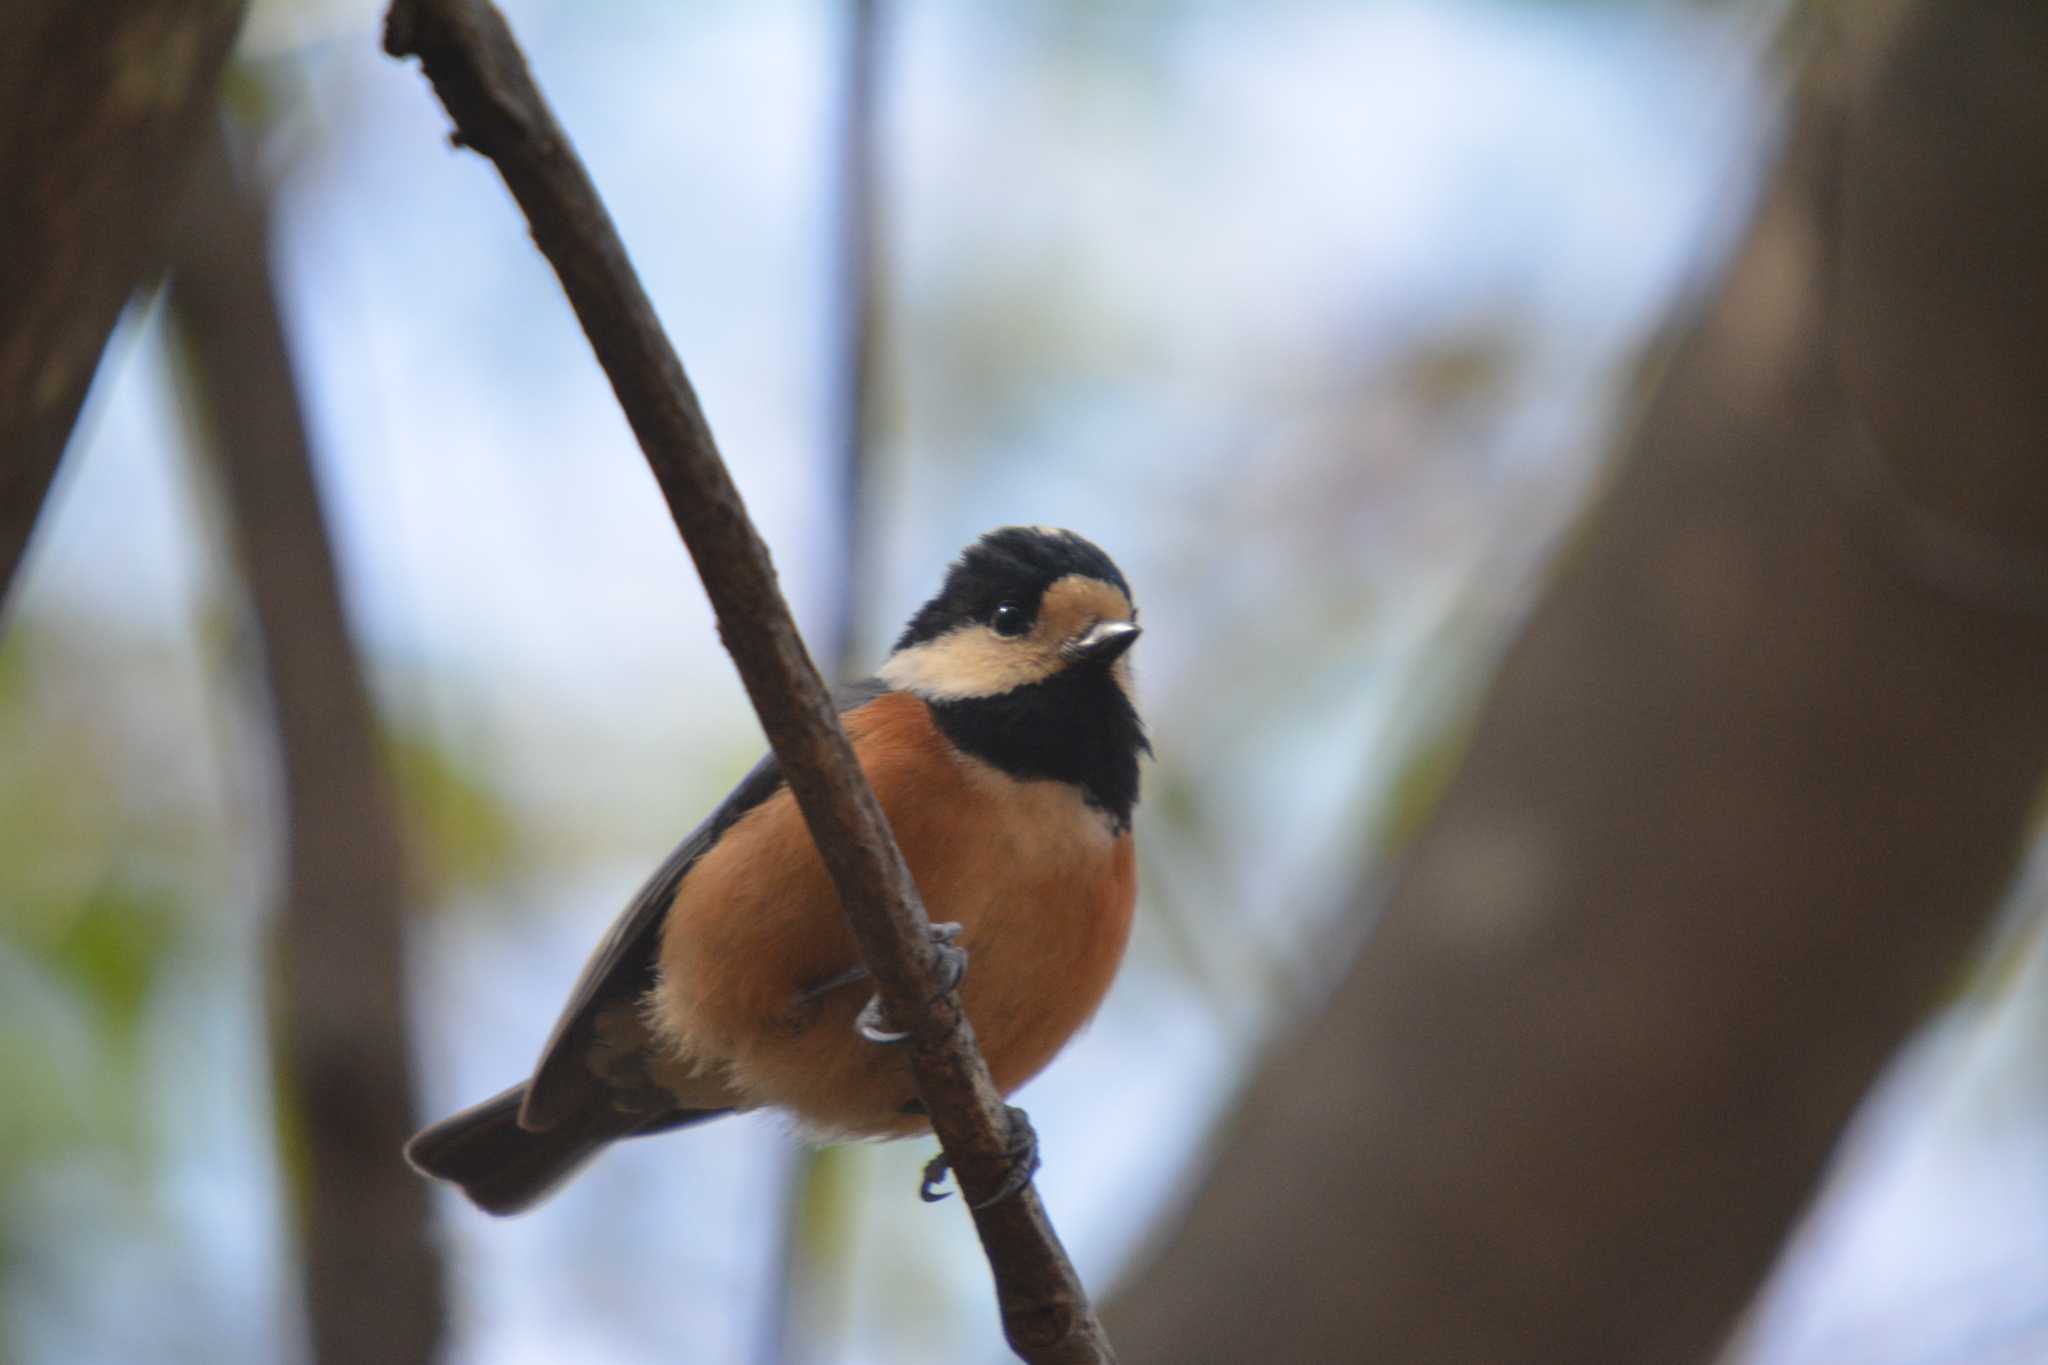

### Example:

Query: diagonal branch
xmin=380 ymin=3 xmax=1115 ymax=1360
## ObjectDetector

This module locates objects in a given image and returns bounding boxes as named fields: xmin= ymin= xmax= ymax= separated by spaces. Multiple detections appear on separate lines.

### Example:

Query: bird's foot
xmin=920 ymin=1106 xmax=1040 ymax=1209
xmin=856 ymin=922 xmax=966 ymax=1045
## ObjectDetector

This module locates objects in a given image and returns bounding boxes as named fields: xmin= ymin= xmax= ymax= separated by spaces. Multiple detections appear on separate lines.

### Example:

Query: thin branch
xmin=169 ymin=121 xmax=447 ymax=1365
xmin=380 ymin=3 xmax=1115 ymax=1360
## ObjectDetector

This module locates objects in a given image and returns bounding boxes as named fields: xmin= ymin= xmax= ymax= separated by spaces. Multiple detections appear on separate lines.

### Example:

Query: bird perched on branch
xmin=407 ymin=526 xmax=1147 ymax=1215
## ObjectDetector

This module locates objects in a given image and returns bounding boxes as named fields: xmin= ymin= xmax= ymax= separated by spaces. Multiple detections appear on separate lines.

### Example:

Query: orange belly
xmin=650 ymin=691 xmax=1137 ymax=1138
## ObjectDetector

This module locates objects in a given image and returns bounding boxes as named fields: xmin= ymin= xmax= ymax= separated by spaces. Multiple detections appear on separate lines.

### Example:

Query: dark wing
xmin=519 ymin=677 xmax=889 ymax=1130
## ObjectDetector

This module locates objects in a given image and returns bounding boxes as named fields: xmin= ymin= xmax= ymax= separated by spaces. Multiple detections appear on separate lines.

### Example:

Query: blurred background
xmin=5 ymin=1 xmax=2045 ymax=1362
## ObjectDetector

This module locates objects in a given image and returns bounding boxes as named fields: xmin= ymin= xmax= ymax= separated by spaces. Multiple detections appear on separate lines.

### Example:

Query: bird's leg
xmin=794 ymin=963 xmax=870 ymax=1007
xmin=855 ymin=921 xmax=966 ymax=1044
xmin=919 ymin=1105 xmax=1040 ymax=1209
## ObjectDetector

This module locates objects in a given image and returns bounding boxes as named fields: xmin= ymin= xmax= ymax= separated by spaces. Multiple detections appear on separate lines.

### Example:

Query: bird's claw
xmin=856 ymin=922 xmax=967 ymax=1045
xmin=919 ymin=1106 xmax=1040 ymax=1209
xmin=855 ymin=1000 xmax=910 ymax=1044
xmin=927 ymin=921 xmax=967 ymax=994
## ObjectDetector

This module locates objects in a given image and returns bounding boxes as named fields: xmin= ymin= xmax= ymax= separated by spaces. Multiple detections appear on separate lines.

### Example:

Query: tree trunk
xmin=169 ymin=127 xmax=448 ymax=1365
xmin=0 ymin=0 xmax=247 ymax=610
xmin=1106 ymin=3 xmax=2048 ymax=1361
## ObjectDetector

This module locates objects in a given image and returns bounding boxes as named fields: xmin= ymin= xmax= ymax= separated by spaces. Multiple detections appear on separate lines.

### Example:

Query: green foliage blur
xmin=0 ymin=607 xmax=520 ymax=1361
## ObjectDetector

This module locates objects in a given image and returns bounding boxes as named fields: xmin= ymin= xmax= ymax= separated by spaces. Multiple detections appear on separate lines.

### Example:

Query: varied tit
xmin=406 ymin=526 xmax=1147 ymax=1215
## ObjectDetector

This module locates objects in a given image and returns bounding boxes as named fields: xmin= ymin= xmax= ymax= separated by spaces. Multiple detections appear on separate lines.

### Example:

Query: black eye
xmin=989 ymin=601 xmax=1029 ymax=637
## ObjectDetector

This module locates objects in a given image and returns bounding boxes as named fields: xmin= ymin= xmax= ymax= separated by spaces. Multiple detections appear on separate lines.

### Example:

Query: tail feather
xmin=405 ymin=1082 xmax=724 ymax=1216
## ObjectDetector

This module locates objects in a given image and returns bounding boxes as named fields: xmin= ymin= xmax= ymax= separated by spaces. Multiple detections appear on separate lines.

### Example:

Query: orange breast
xmin=650 ymin=691 xmax=1137 ymax=1138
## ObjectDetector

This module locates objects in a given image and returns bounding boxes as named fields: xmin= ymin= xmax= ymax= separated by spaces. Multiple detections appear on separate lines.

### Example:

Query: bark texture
xmin=0 ymin=0 xmax=247 ymax=609
xmin=1108 ymin=4 xmax=2048 ymax=1361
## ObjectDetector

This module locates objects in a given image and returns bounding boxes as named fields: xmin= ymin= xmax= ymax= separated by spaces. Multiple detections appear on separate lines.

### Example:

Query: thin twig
xmin=381 ymin=3 xmax=1115 ymax=1360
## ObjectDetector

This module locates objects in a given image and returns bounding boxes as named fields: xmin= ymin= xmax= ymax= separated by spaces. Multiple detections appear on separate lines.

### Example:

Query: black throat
xmin=925 ymin=666 xmax=1147 ymax=832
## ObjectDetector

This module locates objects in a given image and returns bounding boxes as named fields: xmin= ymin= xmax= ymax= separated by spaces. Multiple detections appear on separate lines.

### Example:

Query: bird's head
xmin=881 ymin=526 xmax=1140 ymax=701
xmin=881 ymin=527 xmax=1147 ymax=827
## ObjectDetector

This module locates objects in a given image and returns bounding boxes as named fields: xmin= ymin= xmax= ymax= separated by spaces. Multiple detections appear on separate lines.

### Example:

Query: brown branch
xmin=168 ymin=123 xmax=447 ymax=1365
xmin=0 ymin=0 xmax=248 ymax=613
xmin=380 ymin=3 xmax=1114 ymax=1360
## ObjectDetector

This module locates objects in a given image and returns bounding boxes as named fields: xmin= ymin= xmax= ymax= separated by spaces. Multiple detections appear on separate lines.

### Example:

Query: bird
xmin=405 ymin=526 xmax=1147 ymax=1215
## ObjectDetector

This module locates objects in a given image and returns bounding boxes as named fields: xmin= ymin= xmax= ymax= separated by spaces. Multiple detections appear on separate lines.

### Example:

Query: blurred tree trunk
xmin=767 ymin=5 xmax=889 ymax=1358
xmin=1107 ymin=3 xmax=2048 ymax=1362
xmin=169 ymin=126 xmax=447 ymax=1365
xmin=822 ymin=0 xmax=886 ymax=684
xmin=0 ymin=0 xmax=247 ymax=611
